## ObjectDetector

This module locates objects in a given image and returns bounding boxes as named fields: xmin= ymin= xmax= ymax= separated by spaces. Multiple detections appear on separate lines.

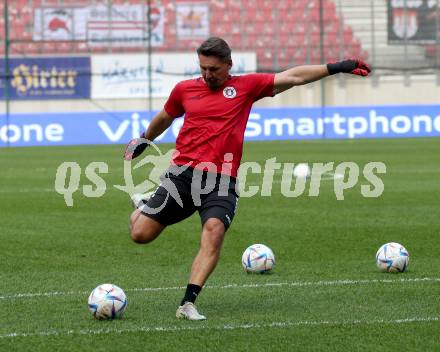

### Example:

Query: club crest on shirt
xmin=223 ymin=86 xmax=237 ymax=98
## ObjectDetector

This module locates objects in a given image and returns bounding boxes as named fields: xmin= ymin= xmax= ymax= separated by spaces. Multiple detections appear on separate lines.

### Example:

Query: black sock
xmin=180 ymin=284 xmax=202 ymax=306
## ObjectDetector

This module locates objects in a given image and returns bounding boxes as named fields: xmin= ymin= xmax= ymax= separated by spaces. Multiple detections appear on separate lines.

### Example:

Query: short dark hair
xmin=196 ymin=37 xmax=232 ymax=63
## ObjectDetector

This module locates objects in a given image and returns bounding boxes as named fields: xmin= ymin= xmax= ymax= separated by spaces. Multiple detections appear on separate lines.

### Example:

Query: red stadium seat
xmin=425 ymin=44 xmax=437 ymax=58
xmin=9 ymin=42 xmax=25 ymax=55
xmin=342 ymin=27 xmax=354 ymax=44
xmin=279 ymin=8 xmax=300 ymax=22
xmin=42 ymin=0 xmax=62 ymax=6
xmin=277 ymin=48 xmax=291 ymax=69
xmin=74 ymin=42 xmax=89 ymax=54
xmin=290 ymin=46 xmax=307 ymax=66
xmin=256 ymin=48 xmax=274 ymax=70
xmin=324 ymin=30 xmax=337 ymax=44
xmin=222 ymin=33 xmax=241 ymax=47
xmin=42 ymin=42 xmax=59 ymax=54
xmin=59 ymin=0 xmax=89 ymax=5
xmin=211 ymin=9 xmax=240 ymax=24
xmin=223 ymin=0 xmax=241 ymax=9
xmin=12 ymin=0 xmax=30 ymax=8
xmin=324 ymin=46 xmax=340 ymax=62
xmin=26 ymin=43 xmax=40 ymax=54
xmin=310 ymin=47 xmax=324 ymax=64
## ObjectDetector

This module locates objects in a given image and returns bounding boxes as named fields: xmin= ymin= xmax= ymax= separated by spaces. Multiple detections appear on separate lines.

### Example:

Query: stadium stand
xmin=336 ymin=0 xmax=429 ymax=69
xmin=3 ymin=0 xmax=367 ymax=70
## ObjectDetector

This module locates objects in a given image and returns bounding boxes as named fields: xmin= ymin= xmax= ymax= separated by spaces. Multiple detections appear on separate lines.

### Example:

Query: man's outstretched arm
xmin=273 ymin=59 xmax=371 ymax=95
xmin=124 ymin=109 xmax=174 ymax=160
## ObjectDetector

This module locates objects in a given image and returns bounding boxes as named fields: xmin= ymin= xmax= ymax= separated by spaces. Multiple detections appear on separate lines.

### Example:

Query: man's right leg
xmin=129 ymin=208 xmax=165 ymax=244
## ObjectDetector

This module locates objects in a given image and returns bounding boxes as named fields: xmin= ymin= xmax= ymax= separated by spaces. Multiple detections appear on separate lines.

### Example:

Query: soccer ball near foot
xmin=88 ymin=284 xmax=128 ymax=320
xmin=376 ymin=242 xmax=409 ymax=273
xmin=242 ymin=244 xmax=275 ymax=273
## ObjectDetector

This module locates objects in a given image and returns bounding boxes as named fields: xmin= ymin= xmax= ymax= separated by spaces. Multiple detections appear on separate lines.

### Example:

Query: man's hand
xmin=123 ymin=137 xmax=150 ymax=160
xmin=327 ymin=59 xmax=371 ymax=76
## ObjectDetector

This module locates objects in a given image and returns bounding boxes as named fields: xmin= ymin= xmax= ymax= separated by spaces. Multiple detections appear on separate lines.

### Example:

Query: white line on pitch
xmin=1 ymin=316 xmax=439 ymax=339
xmin=1 ymin=277 xmax=439 ymax=301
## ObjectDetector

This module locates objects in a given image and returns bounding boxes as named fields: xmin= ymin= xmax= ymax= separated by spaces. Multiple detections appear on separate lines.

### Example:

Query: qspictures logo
xmin=54 ymin=141 xmax=386 ymax=207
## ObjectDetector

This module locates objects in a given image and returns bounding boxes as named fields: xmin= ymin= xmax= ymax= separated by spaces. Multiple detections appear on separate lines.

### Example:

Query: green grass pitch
xmin=1 ymin=138 xmax=439 ymax=351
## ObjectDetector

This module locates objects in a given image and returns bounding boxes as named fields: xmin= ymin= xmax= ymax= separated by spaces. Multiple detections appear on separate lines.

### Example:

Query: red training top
xmin=164 ymin=74 xmax=275 ymax=177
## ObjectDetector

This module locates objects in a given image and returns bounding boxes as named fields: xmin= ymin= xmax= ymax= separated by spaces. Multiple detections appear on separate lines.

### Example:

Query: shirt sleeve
xmin=164 ymin=82 xmax=185 ymax=118
xmin=245 ymin=73 xmax=275 ymax=101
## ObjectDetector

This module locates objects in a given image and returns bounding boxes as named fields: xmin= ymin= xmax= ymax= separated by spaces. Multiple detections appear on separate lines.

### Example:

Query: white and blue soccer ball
xmin=88 ymin=284 xmax=128 ymax=320
xmin=376 ymin=242 xmax=409 ymax=273
xmin=242 ymin=244 xmax=275 ymax=273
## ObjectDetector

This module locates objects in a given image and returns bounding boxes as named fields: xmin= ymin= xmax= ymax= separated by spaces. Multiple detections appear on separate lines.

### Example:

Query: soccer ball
xmin=242 ymin=244 xmax=275 ymax=273
xmin=293 ymin=163 xmax=310 ymax=178
xmin=88 ymin=284 xmax=128 ymax=320
xmin=375 ymin=242 xmax=409 ymax=273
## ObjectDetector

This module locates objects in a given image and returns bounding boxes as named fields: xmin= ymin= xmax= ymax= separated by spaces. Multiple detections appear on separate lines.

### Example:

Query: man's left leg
xmin=176 ymin=218 xmax=225 ymax=320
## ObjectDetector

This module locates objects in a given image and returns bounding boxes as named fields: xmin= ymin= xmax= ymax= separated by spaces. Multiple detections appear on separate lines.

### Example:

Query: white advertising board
xmin=91 ymin=52 xmax=257 ymax=99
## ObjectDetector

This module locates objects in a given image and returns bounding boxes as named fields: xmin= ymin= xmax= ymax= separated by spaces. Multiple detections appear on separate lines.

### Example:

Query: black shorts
xmin=140 ymin=165 xmax=239 ymax=230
